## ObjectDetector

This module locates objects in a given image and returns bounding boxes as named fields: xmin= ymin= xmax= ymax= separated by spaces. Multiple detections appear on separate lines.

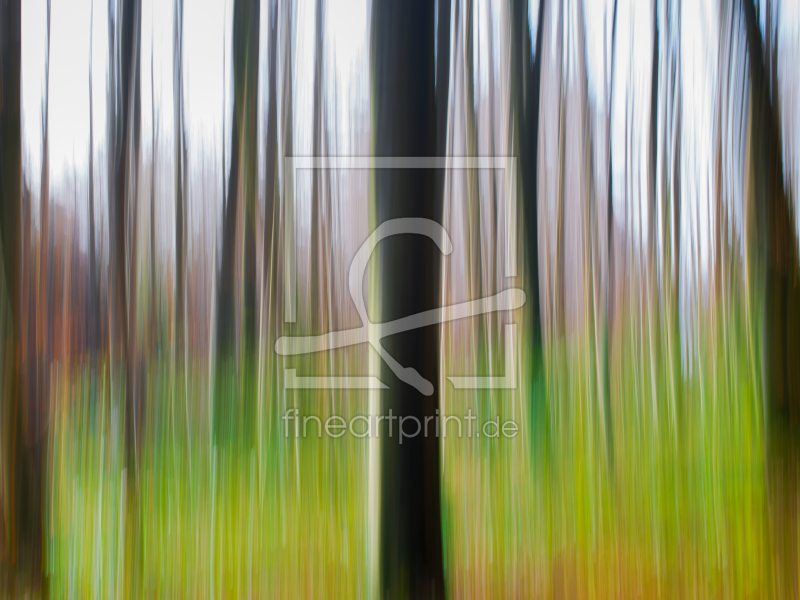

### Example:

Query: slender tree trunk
xmin=110 ymin=0 xmax=142 ymax=475
xmin=242 ymin=1 xmax=259 ymax=366
xmin=462 ymin=0 xmax=482 ymax=314
xmin=173 ymin=0 xmax=192 ymax=460
xmin=435 ymin=0 xmax=451 ymax=161
xmin=217 ymin=96 xmax=239 ymax=364
xmin=307 ymin=0 xmax=329 ymax=336
xmin=89 ymin=0 xmax=100 ymax=358
xmin=150 ymin=33 xmax=157 ymax=354
xmin=649 ymin=6 xmax=659 ymax=285
xmin=0 ymin=0 xmax=23 ymax=575
xmin=33 ymin=1 xmax=51 ymax=572
xmin=19 ymin=0 xmax=50 ymax=581
xmin=215 ymin=0 xmax=260 ymax=438
xmin=510 ymin=0 xmax=546 ymax=443
xmin=647 ymin=0 xmax=660 ymax=422
xmin=263 ymin=0 xmax=279 ymax=337
xmin=106 ymin=0 xmax=115 ymax=365
xmin=555 ymin=0 xmax=566 ymax=340
xmin=672 ymin=33 xmax=681 ymax=378
xmin=38 ymin=0 xmax=51 ymax=448
xmin=174 ymin=0 xmax=185 ymax=371
xmin=128 ymin=0 xmax=142 ymax=465
xmin=603 ymin=0 xmax=619 ymax=472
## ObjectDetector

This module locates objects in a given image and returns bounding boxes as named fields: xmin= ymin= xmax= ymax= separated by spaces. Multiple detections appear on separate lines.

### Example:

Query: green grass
xmin=46 ymin=356 xmax=373 ymax=598
xmin=43 ymin=288 xmax=783 ymax=598
xmin=439 ymin=288 xmax=770 ymax=597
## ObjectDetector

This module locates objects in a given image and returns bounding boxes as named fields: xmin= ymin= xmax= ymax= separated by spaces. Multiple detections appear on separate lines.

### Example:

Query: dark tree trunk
xmin=435 ymin=0 xmax=451 ymax=159
xmin=649 ymin=8 xmax=659 ymax=276
xmin=110 ymin=0 xmax=142 ymax=474
xmin=89 ymin=0 xmax=100 ymax=356
xmin=513 ymin=0 xmax=545 ymax=352
xmin=38 ymin=1 xmax=51 ymax=461
xmin=129 ymin=0 xmax=142 ymax=459
xmin=308 ymin=0 xmax=329 ymax=334
xmin=218 ymin=0 xmax=260 ymax=353
xmin=603 ymin=0 xmax=619 ymax=474
xmin=741 ymin=1 xmax=800 ymax=596
xmin=607 ymin=0 xmax=618 ymax=332
xmin=173 ymin=0 xmax=192 ymax=455
xmin=174 ymin=0 xmax=185 ymax=370
xmin=0 ymin=0 xmax=24 ymax=576
xmin=241 ymin=0 xmax=259 ymax=363
xmin=174 ymin=1 xmax=183 ymax=338
xmin=672 ymin=0 xmax=681 ymax=342
xmin=509 ymin=0 xmax=548 ymax=462
xmin=150 ymin=34 xmax=157 ymax=353
xmin=215 ymin=0 xmax=260 ymax=439
xmin=26 ymin=0 xmax=50 ymax=578
xmin=551 ymin=0 xmax=566 ymax=343
xmin=740 ymin=2 xmax=800 ymax=598
xmin=263 ymin=0 xmax=279 ymax=332
xmin=741 ymin=0 xmax=800 ymax=415
xmin=371 ymin=0 xmax=445 ymax=595
xmin=217 ymin=101 xmax=239 ymax=358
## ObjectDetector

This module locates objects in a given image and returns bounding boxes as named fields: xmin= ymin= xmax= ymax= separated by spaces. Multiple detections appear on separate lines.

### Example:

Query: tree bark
xmin=215 ymin=0 xmax=260 ymax=439
xmin=513 ymin=0 xmax=545 ymax=350
xmin=29 ymin=0 xmax=51 ymax=575
xmin=371 ymin=0 xmax=445 ymax=595
xmin=308 ymin=0 xmax=330 ymax=336
xmin=110 ymin=0 xmax=142 ymax=474
xmin=741 ymin=1 xmax=800 ymax=596
xmin=174 ymin=0 xmax=185 ymax=372
xmin=150 ymin=32 xmax=157 ymax=354
xmin=89 ymin=0 xmax=100 ymax=357
xmin=263 ymin=0 xmax=279 ymax=335
xmin=0 ymin=0 xmax=23 ymax=575
xmin=741 ymin=0 xmax=800 ymax=414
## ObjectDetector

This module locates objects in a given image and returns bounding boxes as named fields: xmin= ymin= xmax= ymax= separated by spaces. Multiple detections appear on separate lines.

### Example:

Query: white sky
xmin=23 ymin=0 xmax=96 ymax=183
xmin=22 ymin=0 xmax=369 ymax=197
xmin=22 ymin=0 xmax=229 ymax=194
xmin=19 ymin=0 xmax=800 ymax=297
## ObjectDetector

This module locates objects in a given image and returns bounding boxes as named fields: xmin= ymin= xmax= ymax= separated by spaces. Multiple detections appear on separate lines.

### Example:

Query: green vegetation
xmin=40 ymin=288 xmax=777 ymax=598
xmin=46 ymin=359 xmax=373 ymax=598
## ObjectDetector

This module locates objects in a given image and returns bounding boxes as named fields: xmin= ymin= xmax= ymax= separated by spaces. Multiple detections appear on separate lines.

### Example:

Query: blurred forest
xmin=1 ymin=0 xmax=800 ymax=597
